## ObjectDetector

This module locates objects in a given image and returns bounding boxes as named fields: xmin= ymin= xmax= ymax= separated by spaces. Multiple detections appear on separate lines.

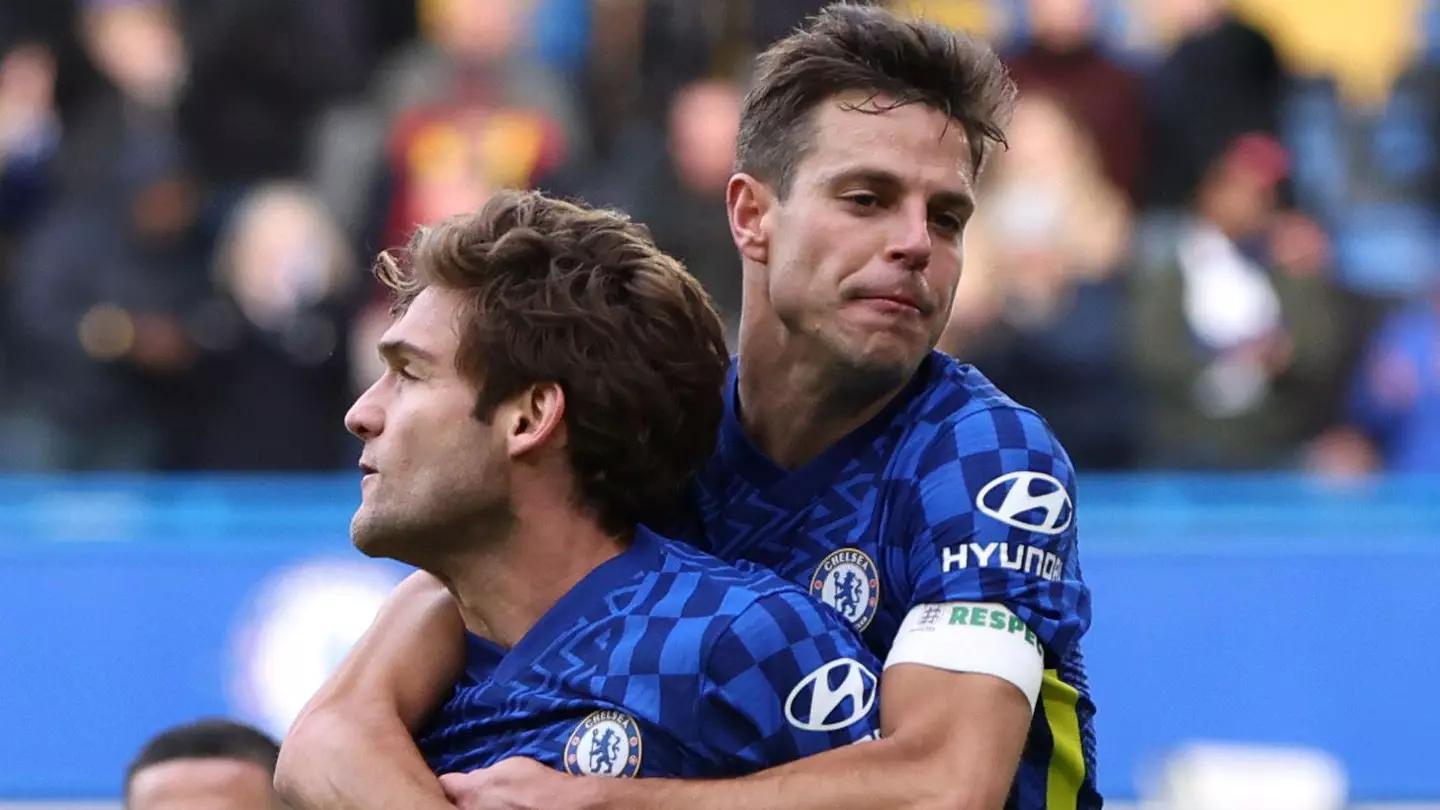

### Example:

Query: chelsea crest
xmin=809 ymin=548 xmax=880 ymax=630
xmin=564 ymin=709 xmax=643 ymax=778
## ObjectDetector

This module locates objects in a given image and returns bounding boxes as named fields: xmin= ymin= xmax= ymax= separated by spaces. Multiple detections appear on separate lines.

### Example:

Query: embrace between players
xmin=276 ymin=6 xmax=1098 ymax=810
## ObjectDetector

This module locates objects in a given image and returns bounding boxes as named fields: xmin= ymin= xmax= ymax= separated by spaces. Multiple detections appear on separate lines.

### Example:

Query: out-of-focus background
xmin=0 ymin=0 xmax=1436 ymax=806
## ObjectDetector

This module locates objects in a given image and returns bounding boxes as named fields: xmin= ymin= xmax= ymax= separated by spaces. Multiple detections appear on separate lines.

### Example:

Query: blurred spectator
xmin=942 ymin=92 xmax=1137 ymax=469
xmin=560 ymin=78 xmax=744 ymax=340
xmin=1310 ymin=287 xmax=1440 ymax=475
xmin=0 ymin=1 xmax=109 ymax=125
xmin=1004 ymin=0 xmax=1146 ymax=200
xmin=649 ymin=79 xmax=744 ymax=335
xmin=374 ymin=0 xmax=583 ymax=149
xmin=78 ymin=0 xmax=185 ymax=111
xmin=175 ymin=0 xmax=368 ymax=192
xmin=0 ymin=0 xmax=1436 ymax=475
xmin=634 ymin=0 xmax=829 ymax=117
xmin=1131 ymin=133 xmax=1342 ymax=469
xmin=1142 ymin=0 xmax=1290 ymax=209
xmin=4 ymin=0 xmax=206 ymax=471
xmin=0 ymin=42 xmax=59 ymax=233
xmin=185 ymin=183 xmax=360 ymax=471
xmin=125 ymin=718 xmax=281 ymax=810
xmin=310 ymin=0 xmax=579 ymax=252
xmin=581 ymin=0 xmax=829 ymax=155
xmin=0 ymin=42 xmax=60 ymax=406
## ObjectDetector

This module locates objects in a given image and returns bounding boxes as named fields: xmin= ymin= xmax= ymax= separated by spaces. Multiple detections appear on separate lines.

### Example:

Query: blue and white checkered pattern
xmin=694 ymin=352 xmax=1099 ymax=810
xmin=417 ymin=529 xmax=881 ymax=778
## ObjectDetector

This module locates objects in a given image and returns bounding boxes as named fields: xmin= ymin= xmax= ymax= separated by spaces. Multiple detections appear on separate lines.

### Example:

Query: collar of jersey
xmin=717 ymin=354 xmax=938 ymax=509
xmin=480 ymin=525 xmax=668 ymax=685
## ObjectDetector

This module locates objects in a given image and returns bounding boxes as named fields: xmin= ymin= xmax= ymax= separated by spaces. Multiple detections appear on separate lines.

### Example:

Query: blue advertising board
xmin=0 ymin=475 xmax=1437 ymax=800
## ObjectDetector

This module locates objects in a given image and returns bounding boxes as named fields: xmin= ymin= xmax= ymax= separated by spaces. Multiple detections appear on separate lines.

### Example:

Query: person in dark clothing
xmin=1142 ymin=0 xmax=1289 ymax=209
xmin=1005 ymin=0 xmax=1146 ymax=201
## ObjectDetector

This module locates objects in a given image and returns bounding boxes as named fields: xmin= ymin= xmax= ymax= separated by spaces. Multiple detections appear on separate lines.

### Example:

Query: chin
xmin=349 ymin=511 xmax=408 ymax=561
xmin=842 ymin=334 xmax=928 ymax=376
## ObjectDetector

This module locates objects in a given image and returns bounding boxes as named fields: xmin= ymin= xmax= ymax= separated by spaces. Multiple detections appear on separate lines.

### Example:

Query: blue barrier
xmin=1 ymin=475 xmax=1437 ymax=800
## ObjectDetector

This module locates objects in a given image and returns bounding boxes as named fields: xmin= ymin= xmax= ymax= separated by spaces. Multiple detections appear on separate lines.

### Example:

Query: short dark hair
xmin=124 ymin=718 xmax=279 ymax=799
xmin=379 ymin=190 xmax=730 ymax=534
xmin=736 ymin=3 xmax=1017 ymax=196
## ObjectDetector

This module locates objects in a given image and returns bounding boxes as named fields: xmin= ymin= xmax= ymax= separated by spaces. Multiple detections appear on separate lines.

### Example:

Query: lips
xmin=853 ymin=290 xmax=930 ymax=315
xmin=359 ymin=461 xmax=378 ymax=475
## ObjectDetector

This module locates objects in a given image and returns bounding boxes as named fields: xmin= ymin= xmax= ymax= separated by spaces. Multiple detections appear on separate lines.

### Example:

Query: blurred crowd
xmin=0 ymin=0 xmax=1436 ymax=476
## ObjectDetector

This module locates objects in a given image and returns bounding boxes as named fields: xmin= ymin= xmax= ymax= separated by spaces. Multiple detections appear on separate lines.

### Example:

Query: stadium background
xmin=0 ymin=0 xmax=1437 ymax=806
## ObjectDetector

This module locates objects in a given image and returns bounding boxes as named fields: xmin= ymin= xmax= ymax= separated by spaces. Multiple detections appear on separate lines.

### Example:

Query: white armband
xmin=883 ymin=602 xmax=1044 ymax=711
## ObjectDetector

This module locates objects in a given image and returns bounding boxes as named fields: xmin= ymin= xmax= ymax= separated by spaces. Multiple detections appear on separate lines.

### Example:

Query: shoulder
xmin=900 ymin=356 xmax=1073 ymax=482
xmin=899 ymin=356 xmax=1052 ymax=446
xmin=877 ymin=359 xmax=1076 ymax=545
xmin=654 ymin=539 xmax=862 ymax=654
xmin=653 ymin=537 xmax=816 ymax=620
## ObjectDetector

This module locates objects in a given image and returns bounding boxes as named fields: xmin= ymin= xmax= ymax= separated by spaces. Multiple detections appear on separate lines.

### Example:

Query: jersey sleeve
xmin=899 ymin=405 xmax=1092 ymax=665
xmin=695 ymin=590 xmax=881 ymax=773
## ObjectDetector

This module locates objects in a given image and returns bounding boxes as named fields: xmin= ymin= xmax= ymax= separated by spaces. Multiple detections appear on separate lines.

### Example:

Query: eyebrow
xmin=377 ymin=339 xmax=437 ymax=366
xmin=823 ymin=167 xmax=975 ymax=215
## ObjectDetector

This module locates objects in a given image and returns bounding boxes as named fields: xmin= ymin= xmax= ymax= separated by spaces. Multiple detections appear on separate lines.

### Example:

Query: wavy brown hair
xmin=737 ymin=3 xmax=1017 ymax=197
xmin=378 ymin=191 xmax=730 ymax=533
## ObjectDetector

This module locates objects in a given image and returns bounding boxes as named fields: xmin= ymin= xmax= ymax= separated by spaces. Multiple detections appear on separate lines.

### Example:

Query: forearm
xmin=273 ymin=571 xmax=466 ymax=809
xmin=582 ymin=736 xmax=999 ymax=810
xmin=276 ymin=705 xmax=454 ymax=810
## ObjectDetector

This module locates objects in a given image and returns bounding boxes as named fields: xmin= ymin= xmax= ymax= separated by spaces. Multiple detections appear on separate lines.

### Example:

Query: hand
xmin=1270 ymin=211 xmax=1329 ymax=276
xmin=1232 ymin=331 xmax=1293 ymax=374
xmin=440 ymin=758 xmax=599 ymax=810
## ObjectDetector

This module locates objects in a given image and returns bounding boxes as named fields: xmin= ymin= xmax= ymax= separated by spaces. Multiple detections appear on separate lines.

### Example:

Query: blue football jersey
xmin=417 ymin=527 xmax=881 ymax=779
xmin=692 ymin=352 xmax=1098 ymax=810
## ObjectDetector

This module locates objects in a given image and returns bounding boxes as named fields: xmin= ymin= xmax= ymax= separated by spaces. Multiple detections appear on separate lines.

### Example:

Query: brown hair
xmin=736 ymin=3 xmax=1017 ymax=197
xmin=378 ymin=190 xmax=730 ymax=533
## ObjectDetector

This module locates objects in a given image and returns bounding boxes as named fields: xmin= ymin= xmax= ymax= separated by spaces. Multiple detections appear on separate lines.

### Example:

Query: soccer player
xmin=125 ymin=718 xmax=281 ymax=810
xmin=337 ymin=190 xmax=880 ymax=782
xmin=276 ymin=6 xmax=1097 ymax=810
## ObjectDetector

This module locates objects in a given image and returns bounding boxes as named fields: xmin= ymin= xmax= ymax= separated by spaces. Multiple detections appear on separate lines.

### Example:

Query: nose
xmin=345 ymin=381 xmax=385 ymax=441
xmin=885 ymin=202 xmax=932 ymax=272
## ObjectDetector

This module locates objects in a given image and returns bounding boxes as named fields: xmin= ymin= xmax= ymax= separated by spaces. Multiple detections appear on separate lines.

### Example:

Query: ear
xmin=727 ymin=173 xmax=773 ymax=266
xmin=504 ymin=382 xmax=566 ymax=459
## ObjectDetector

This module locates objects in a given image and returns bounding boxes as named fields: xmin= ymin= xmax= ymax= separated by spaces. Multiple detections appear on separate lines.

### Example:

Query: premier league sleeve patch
xmin=563 ymin=710 xmax=643 ymax=778
xmin=809 ymin=548 xmax=881 ymax=631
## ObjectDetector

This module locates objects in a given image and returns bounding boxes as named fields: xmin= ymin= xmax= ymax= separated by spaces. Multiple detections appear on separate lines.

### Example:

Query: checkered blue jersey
xmin=689 ymin=351 xmax=1098 ymax=810
xmin=416 ymin=527 xmax=881 ymax=779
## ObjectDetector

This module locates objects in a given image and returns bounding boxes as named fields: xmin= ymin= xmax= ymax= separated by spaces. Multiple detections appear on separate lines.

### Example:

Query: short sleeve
xmin=900 ymin=405 xmax=1091 ymax=662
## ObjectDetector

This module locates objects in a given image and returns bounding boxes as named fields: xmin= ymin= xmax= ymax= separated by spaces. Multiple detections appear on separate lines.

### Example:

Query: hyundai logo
xmin=784 ymin=658 xmax=878 ymax=732
xmin=976 ymin=471 xmax=1073 ymax=535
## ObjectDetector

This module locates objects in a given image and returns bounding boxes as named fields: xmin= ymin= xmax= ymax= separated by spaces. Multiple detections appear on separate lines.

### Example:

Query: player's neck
xmin=735 ymin=341 xmax=908 ymax=470
xmin=436 ymin=501 xmax=628 ymax=649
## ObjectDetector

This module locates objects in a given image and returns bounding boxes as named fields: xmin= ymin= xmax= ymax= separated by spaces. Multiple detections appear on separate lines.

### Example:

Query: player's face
xmin=126 ymin=758 xmax=278 ymax=810
xmin=762 ymin=97 xmax=973 ymax=385
xmin=345 ymin=286 xmax=508 ymax=561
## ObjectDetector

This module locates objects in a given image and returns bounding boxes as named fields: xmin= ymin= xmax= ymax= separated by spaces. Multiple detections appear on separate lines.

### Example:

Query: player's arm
xmin=561 ymin=409 xmax=1086 ymax=810
xmin=274 ymin=570 xmax=466 ymax=810
xmin=564 ymin=639 xmax=1030 ymax=810
xmin=675 ymin=591 xmax=1028 ymax=809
